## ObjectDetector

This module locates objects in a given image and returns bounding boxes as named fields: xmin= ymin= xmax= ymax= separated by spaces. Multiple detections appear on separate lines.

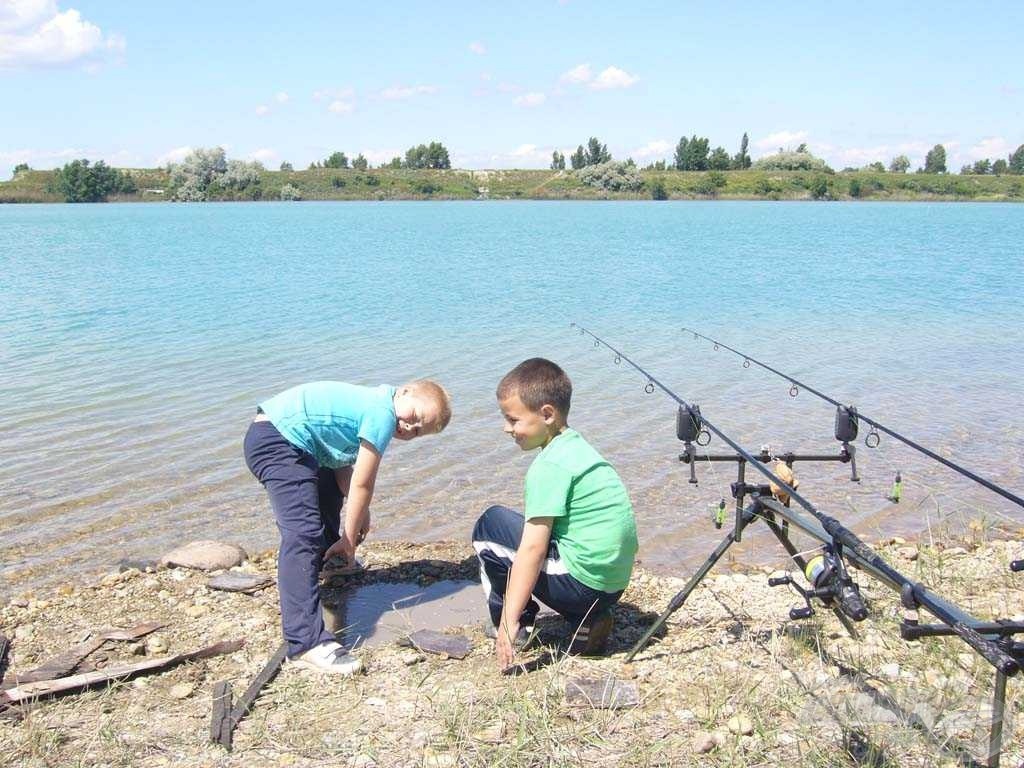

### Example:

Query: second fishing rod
xmin=570 ymin=322 xmax=1019 ymax=675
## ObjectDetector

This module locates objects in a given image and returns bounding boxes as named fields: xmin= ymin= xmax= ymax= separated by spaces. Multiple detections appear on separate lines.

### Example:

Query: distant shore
xmin=3 ymin=167 xmax=1023 ymax=204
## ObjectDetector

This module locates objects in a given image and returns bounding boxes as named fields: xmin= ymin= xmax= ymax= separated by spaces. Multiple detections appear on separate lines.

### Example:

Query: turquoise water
xmin=1 ymin=201 xmax=1022 ymax=593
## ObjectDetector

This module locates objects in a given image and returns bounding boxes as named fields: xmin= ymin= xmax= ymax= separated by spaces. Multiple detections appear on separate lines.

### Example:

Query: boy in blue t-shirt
xmin=244 ymin=379 xmax=451 ymax=674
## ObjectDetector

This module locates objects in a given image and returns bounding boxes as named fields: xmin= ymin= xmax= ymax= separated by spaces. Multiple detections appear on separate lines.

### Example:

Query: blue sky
xmin=2 ymin=1 xmax=1022 ymax=176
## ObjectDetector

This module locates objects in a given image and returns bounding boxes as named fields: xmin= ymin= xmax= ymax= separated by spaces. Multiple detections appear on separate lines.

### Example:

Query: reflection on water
xmin=322 ymin=580 xmax=484 ymax=649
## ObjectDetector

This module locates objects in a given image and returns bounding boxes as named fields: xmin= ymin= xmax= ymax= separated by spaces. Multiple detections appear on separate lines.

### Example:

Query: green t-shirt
xmin=524 ymin=428 xmax=638 ymax=592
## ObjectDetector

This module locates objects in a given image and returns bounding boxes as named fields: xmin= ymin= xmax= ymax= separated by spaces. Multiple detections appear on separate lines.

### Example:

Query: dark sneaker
xmin=568 ymin=612 xmax=614 ymax=656
xmin=484 ymin=621 xmax=536 ymax=650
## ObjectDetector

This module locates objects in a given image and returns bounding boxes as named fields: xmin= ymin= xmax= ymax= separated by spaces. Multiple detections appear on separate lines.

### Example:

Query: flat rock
xmin=564 ymin=677 xmax=640 ymax=709
xmin=207 ymin=573 xmax=274 ymax=594
xmin=401 ymin=630 xmax=472 ymax=660
xmin=160 ymin=541 xmax=247 ymax=571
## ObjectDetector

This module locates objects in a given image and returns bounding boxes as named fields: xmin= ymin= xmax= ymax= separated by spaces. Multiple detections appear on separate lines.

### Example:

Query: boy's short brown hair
xmin=405 ymin=379 xmax=453 ymax=430
xmin=496 ymin=358 xmax=572 ymax=416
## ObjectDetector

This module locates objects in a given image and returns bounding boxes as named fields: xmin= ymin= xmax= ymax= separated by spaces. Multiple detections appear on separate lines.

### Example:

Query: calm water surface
xmin=1 ymin=201 xmax=1022 ymax=595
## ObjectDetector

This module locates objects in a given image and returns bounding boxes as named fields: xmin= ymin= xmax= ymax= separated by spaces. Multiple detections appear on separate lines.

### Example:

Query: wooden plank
xmin=0 ymin=639 xmax=243 ymax=707
xmin=0 ymin=634 xmax=10 ymax=686
xmin=210 ymin=680 xmax=234 ymax=749
xmin=228 ymin=641 xmax=288 ymax=724
xmin=0 ymin=621 xmax=165 ymax=689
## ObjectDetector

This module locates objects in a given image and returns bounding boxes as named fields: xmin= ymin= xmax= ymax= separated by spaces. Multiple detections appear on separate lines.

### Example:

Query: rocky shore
xmin=2 ymin=533 xmax=1022 ymax=767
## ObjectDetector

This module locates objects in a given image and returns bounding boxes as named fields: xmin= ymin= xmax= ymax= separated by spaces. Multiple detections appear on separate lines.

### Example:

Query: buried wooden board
xmin=564 ymin=677 xmax=640 ymax=709
xmin=399 ymin=630 xmax=472 ymax=659
xmin=0 ymin=621 xmax=165 ymax=690
xmin=0 ymin=639 xmax=243 ymax=708
xmin=207 ymin=573 xmax=274 ymax=594
xmin=210 ymin=641 xmax=288 ymax=751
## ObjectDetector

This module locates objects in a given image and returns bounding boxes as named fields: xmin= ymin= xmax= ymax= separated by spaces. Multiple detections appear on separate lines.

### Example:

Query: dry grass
xmin=1 ymin=535 xmax=1022 ymax=767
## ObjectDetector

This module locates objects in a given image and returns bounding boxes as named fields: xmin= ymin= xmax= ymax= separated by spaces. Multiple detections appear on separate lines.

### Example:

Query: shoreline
xmin=2 ymin=534 xmax=1022 ymax=766
xmin=3 ymin=167 xmax=1022 ymax=204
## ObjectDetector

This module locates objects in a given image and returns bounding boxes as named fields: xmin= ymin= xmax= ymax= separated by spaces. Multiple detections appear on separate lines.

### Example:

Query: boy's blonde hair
xmin=404 ymin=379 xmax=452 ymax=431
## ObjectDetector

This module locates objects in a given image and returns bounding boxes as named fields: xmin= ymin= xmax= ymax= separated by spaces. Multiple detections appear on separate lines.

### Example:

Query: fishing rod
xmin=573 ymin=323 xmax=1024 ymax=765
xmin=681 ymin=327 xmax=1024 ymax=512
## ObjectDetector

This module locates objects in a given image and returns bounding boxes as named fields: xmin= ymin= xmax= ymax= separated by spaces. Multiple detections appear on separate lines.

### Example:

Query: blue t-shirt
xmin=258 ymin=382 xmax=397 ymax=468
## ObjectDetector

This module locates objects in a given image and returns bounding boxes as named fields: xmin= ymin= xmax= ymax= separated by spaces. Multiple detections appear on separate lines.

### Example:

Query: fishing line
xmin=682 ymin=327 xmax=1024 ymax=512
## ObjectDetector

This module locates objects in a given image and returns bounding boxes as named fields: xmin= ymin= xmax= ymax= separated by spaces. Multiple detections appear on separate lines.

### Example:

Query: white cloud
xmin=275 ymin=91 xmax=289 ymax=104
xmin=511 ymin=144 xmax=538 ymax=157
xmin=0 ymin=145 xmax=146 ymax=177
xmin=514 ymin=92 xmax=546 ymax=107
xmin=154 ymin=146 xmax=193 ymax=167
xmin=590 ymin=66 xmax=638 ymax=90
xmin=967 ymin=137 xmax=1011 ymax=161
xmin=632 ymin=140 xmax=673 ymax=160
xmin=255 ymin=104 xmax=270 ymax=116
xmin=248 ymin=148 xmax=277 ymax=164
xmin=313 ymin=86 xmax=354 ymax=102
xmin=468 ymin=41 xmax=486 ymax=55
xmin=380 ymin=84 xmax=438 ymax=100
xmin=0 ymin=2 xmax=125 ymax=68
xmin=496 ymin=82 xmax=521 ymax=93
xmin=560 ymin=63 xmax=592 ymax=84
xmin=754 ymin=130 xmax=809 ymax=151
xmin=328 ymin=100 xmax=353 ymax=115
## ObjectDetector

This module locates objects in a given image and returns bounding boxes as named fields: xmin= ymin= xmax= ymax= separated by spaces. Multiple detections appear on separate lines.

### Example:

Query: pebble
xmin=56 ymin=583 xmax=76 ymax=597
xmin=692 ymin=731 xmax=724 ymax=753
xmin=169 ymin=683 xmax=194 ymax=700
xmin=422 ymin=752 xmax=456 ymax=768
xmin=727 ymin=715 xmax=754 ymax=735
xmin=880 ymin=663 xmax=901 ymax=679
xmin=185 ymin=605 xmax=207 ymax=618
xmin=892 ymin=536 xmax=907 ymax=545
xmin=944 ymin=547 xmax=969 ymax=557
xmin=897 ymin=546 xmax=919 ymax=561
xmin=474 ymin=719 xmax=505 ymax=743
xmin=400 ymin=650 xmax=425 ymax=666
xmin=674 ymin=708 xmax=695 ymax=723
xmin=146 ymin=637 xmax=169 ymax=655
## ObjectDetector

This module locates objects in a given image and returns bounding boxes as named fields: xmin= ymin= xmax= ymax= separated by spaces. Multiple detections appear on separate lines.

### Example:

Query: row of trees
xmin=959 ymin=144 xmax=1024 ymax=175
xmin=306 ymin=151 xmax=370 ymax=171
xmin=54 ymin=159 xmax=136 ymax=202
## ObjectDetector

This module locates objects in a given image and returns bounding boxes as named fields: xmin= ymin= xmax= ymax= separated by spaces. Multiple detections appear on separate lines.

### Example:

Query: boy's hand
xmin=495 ymin=619 xmax=519 ymax=668
xmin=323 ymin=533 xmax=355 ymax=565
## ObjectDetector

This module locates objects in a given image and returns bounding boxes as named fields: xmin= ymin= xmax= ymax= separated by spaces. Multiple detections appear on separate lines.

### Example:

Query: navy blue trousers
xmin=471 ymin=505 xmax=623 ymax=628
xmin=244 ymin=420 xmax=343 ymax=657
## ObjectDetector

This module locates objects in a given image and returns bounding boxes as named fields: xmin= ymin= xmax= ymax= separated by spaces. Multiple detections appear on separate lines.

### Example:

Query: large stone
xmin=160 ymin=541 xmax=247 ymax=571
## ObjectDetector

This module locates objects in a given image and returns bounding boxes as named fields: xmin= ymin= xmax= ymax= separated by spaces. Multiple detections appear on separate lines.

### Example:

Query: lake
xmin=1 ymin=201 xmax=1022 ymax=595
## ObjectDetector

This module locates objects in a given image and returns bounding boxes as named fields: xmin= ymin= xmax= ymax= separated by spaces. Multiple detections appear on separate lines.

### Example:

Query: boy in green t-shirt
xmin=472 ymin=358 xmax=639 ymax=667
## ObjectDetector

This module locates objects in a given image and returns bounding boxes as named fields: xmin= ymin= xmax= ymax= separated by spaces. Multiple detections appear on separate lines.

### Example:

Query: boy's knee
xmin=472 ymin=504 xmax=517 ymax=543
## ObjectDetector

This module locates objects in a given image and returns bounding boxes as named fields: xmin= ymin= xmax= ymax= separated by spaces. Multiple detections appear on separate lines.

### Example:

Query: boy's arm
xmin=324 ymin=440 xmax=381 ymax=563
xmin=496 ymin=517 xmax=553 ymax=668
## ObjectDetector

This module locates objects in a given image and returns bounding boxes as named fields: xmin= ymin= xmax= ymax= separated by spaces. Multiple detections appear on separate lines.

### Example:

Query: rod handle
xmin=952 ymin=622 xmax=1019 ymax=676
xmin=1011 ymin=560 xmax=1024 ymax=573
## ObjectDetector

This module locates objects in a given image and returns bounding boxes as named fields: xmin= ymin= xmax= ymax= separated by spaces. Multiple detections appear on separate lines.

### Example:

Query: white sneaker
xmin=290 ymin=642 xmax=363 ymax=676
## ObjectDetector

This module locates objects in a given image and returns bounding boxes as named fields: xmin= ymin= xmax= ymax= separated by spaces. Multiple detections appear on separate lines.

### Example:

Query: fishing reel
xmin=676 ymin=405 xmax=711 ymax=484
xmin=834 ymin=405 xmax=861 ymax=482
xmin=768 ymin=547 xmax=869 ymax=623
